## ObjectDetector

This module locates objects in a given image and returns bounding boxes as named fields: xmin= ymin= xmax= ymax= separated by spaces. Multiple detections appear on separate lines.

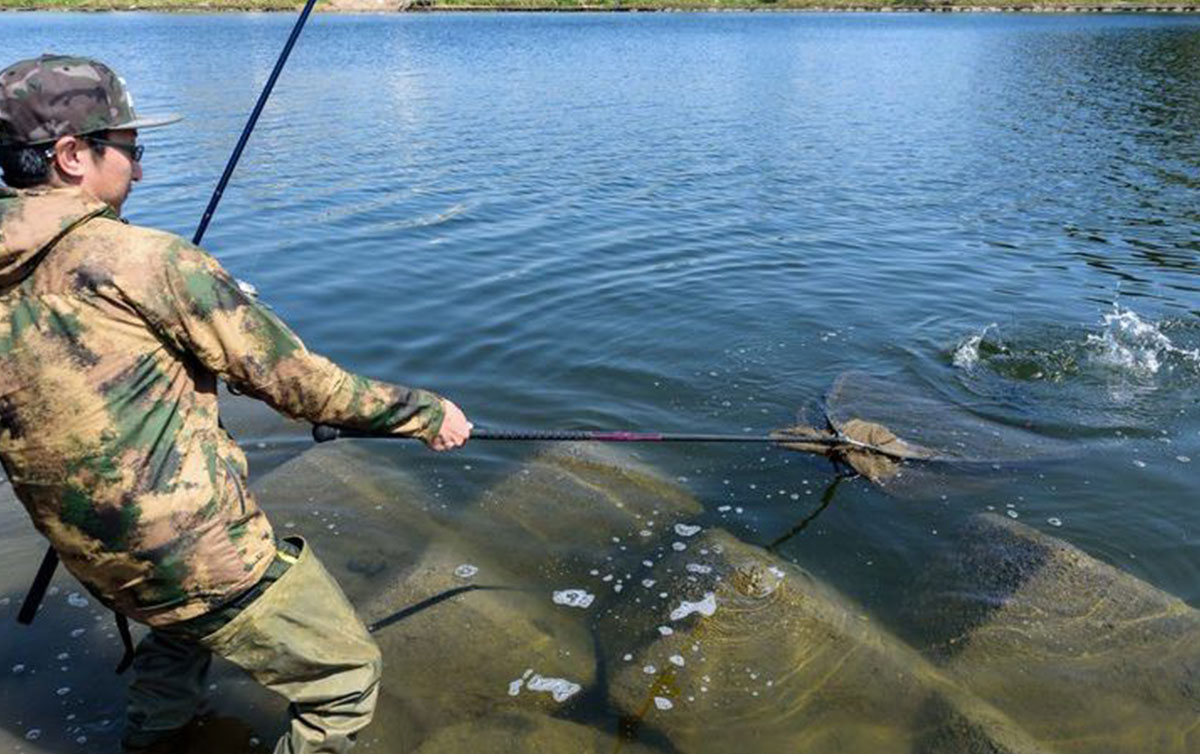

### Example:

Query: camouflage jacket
xmin=0 ymin=186 xmax=445 ymax=626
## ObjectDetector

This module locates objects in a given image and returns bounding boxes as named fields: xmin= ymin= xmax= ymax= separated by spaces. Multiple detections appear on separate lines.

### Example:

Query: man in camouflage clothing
xmin=0 ymin=55 xmax=472 ymax=753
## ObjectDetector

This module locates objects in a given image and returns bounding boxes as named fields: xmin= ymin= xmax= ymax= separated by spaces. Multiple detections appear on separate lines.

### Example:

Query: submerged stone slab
xmin=409 ymin=711 xmax=659 ymax=754
xmin=363 ymin=536 xmax=597 ymax=752
xmin=601 ymin=528 xmax=1050 ymax=754
xmin=457 ymin=442 xmax=704 ymax=583
xmin=254 ymin=442 xmax=598 ymax=751
xmin=921 ymin=513 xmax=1200 ymax=754
xmin=250 ymin=442 xmax=445 ymax=606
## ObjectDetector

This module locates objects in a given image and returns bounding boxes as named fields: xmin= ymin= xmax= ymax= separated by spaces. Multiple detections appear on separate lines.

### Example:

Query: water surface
xmin=1 ymin=11 xmax=1198 ymax=752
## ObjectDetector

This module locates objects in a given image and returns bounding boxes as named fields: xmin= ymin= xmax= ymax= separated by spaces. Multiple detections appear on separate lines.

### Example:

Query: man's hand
xmin=429 ymin=398 xmax=472 ymax=451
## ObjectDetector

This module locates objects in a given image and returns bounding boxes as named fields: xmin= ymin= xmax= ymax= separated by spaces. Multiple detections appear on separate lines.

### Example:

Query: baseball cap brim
xmin=115 ymin=113 xmax=183 ymax=131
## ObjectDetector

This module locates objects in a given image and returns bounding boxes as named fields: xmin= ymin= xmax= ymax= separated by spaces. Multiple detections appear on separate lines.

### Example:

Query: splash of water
xmin=1085 ymin=305 xmax=1200 ymax=377
xmin=952 ymin=307 xmax=1198 ymax=384
xmin=952 ymin=323 xmax=999 ymax=370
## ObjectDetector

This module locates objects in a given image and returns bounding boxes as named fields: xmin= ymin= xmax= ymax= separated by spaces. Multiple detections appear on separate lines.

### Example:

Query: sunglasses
xmin=83 ymin=134 xmax=144 ymax=163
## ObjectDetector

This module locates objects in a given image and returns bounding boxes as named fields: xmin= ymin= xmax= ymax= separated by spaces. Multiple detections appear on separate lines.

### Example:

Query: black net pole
xmin=313 ymin=424 xmax=828 ymax=446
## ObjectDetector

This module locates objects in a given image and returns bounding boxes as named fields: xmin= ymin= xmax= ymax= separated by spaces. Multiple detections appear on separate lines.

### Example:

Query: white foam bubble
xmin=67 ymin=592 xmax=88 ymax=608
xmin=669 ymin=655 xmax=685 ymax=667
xmin=1047 ymin=517 xmax=1063 ymax=527
xmin=525 ymin=675 xmax=581 ymax=703
xmin=672 ymin=542 xmax=687 ymax=552
xmin=453 ymin=564 xmax=478 ymax=579
xmin=686 ymin=563 xmax=712 ymax=575
xmin=24 ymin=728 xmax=41 ymax=741
xmin=674 ymin=524 xmax=701 ymax=537
xmin=670 ymin=592 xmax=718 ymax=621
xmin=552 ymin=589 xmax=595 ymax=609
xmin=654 ymin=696 xmax=674 ymax=710
xmin=657 ymin=625 xmax=674 ymax=636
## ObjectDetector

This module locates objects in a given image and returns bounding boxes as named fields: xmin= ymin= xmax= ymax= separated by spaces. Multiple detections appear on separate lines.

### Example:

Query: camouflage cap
xmin=0 ymin=54 xmax=180 ymax=146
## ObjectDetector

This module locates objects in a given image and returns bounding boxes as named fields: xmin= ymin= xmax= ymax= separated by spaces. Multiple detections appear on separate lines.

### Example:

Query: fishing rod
xmin=19 ymin=0 xmax=321 ymax=668
xmin=193 ymin=0 xmax=319 ymax=245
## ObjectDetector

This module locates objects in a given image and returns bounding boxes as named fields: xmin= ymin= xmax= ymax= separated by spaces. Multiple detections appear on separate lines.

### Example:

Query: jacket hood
xmin=0 ymin=186 xmax=112 ymax=289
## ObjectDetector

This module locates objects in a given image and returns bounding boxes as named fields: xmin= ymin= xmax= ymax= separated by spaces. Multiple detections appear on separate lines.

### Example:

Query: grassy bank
xmin=1 ymin=0 xmax=1199 ymax=11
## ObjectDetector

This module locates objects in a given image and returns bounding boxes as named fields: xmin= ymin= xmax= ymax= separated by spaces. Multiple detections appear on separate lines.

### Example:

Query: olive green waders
xmin=125 ymin=537 xmax=382 ymax=754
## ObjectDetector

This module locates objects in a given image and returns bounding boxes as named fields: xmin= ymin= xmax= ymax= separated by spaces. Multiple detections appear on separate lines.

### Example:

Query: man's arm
xmin=114 ymin=233 xmax=469 ymax=448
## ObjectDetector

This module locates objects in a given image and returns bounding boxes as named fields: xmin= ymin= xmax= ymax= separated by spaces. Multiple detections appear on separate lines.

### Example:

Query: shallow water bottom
xmin=3 ymin=395 xmax=1198 ymax=754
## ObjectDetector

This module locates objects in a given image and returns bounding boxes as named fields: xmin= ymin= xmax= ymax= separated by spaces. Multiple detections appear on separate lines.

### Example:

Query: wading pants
xmin=125 ymin=537 xmax=382 ymax=754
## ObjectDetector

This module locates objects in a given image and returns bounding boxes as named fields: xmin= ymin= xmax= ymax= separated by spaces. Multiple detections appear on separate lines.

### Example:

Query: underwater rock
xmin=363 ymin=537 xmax=597 ymax=752
xmin=250 ymin=442 xmax=444 ymax=606
xmin=254 ymin=443 xmax=597 ymax=751
xmin=602 ymin=528 xmax=1050 ymax=754
xmin=921 ymin=513 xmax=1200 ymax=754
xmin=409 ymin=711 xmax=659 ymax=754
xmin=458 ymin=442 xmax=704 ymax=583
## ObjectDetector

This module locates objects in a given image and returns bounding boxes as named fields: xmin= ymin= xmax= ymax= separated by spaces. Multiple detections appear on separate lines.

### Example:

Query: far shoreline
xmin=3 ymin=1 xmax=1200 ymax=14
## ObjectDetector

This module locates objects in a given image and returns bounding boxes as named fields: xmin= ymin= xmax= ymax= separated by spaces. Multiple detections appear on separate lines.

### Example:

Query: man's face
xmin=55 ymin=129 xmax=142 ymax=213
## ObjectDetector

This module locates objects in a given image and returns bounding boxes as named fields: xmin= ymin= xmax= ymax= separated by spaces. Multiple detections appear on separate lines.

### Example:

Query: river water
xmin=1 ymin=11 xmax=1198 ymax=753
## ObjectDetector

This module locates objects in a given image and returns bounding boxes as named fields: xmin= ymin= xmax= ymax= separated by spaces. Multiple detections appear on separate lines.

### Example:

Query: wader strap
xmin=17 ymin=546 xmax=59 ymax=625
xmin=115 ymin=613 xmax=135 ymax=674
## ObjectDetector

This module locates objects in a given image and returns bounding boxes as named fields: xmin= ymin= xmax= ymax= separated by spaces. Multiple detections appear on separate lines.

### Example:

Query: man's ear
xmin=51 ymin=135 xmax=88 ymax=181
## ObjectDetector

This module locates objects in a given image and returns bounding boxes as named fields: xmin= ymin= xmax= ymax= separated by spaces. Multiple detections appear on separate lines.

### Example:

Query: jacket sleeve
xmin=114 ymin=233 xmax=445 ymax=441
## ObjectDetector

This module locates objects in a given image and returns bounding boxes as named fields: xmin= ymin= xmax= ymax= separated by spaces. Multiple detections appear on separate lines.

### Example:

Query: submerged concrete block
xmin=363 ymin=539 xmax=597 ymax=753
xmin=250 ymin=442 xmax=443 ymax=606
xmin=410 ymin=711 xmax=659 ymax=754
xmin=457 ymin=442 xmax=704 ymax=584
xmin=254 ymin=443 xmax=596 ymax=752
xmin=600 ymin=528 xmax=1050 ymax=754
xmin=923 ymin=513 xmax=1200 ymax=754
